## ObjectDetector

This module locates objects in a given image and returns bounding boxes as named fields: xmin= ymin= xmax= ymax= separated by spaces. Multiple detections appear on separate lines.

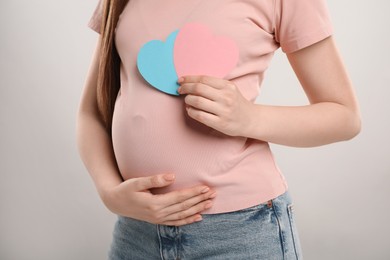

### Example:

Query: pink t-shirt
xmin=88 ymin=0 xmax=333 ymax=213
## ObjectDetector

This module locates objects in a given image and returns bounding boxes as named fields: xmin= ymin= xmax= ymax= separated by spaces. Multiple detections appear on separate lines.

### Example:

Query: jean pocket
xmin=287 ymin=204 xmax=303 ymax=259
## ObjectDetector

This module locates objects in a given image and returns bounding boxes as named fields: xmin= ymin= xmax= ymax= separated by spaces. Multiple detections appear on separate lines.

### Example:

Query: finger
xmin=156 ymin=185 xmax=211 ymax=207
xmin=163 ymin=199 xmax=214 ymax=222
xmin=162 ymin=214 xmax=203 ymax=227
xmin=178 ymin=75 xmax=226 ymax=90
xmin=186 ymin=106 xmax=219 ymax=128
xmin=184 ymin=95 xmax=220 ymax=115
xmin=131 ymin=174 xmax=175 ymax=191
xmin=178 ymin=82 xmax=220 ymax=101
xmin=163 ymin=200 xmax=213 ymax=222
xmin=159 ymin=190 xmax=216 ymax=217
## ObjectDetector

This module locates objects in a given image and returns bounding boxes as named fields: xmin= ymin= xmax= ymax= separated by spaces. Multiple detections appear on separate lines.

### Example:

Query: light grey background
xmin=0 ymin=0 xmax=389 ymax=259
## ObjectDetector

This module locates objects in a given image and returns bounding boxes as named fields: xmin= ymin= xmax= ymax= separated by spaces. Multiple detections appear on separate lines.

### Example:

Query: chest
xmin=114 ymin=0 xmax=277 ymax=66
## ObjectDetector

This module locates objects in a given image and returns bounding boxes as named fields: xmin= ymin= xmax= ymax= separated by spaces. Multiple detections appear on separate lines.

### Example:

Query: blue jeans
xmin=108 ymin=191 xmax=303 ymax=259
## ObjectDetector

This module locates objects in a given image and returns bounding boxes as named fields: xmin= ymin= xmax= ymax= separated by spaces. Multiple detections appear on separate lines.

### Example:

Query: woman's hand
xmin=177 ymin=37 xmax=361 ymax=147
xmin=177 ymin=75 xmax=253 ymax=137
xmin=100 ymin=173 xmax=216 ymax=226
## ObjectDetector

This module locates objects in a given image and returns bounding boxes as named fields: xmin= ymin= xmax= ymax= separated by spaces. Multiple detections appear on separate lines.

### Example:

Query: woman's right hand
xmin=78 ymin=41 xmax=215 ymax=226
xmin=99 ymin=173 xmax=216 ymax=226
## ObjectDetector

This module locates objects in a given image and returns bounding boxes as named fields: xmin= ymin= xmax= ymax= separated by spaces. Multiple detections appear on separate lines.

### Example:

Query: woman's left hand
xmin=177 ymin=75 xmax=253 ymax=137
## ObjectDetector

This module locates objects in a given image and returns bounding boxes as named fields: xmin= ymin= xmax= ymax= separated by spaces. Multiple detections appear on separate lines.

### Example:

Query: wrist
xmin=97 ymin=183 xmax=121 ymax=214
xmin=96 ymin=178 xmax=122 ymax=202
xmin=240 ymin=102 xmax=263 ymax=139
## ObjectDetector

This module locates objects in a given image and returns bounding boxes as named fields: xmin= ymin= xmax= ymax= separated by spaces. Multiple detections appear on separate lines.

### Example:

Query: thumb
xmin=132 ymin=174 xmax=175 ymax=191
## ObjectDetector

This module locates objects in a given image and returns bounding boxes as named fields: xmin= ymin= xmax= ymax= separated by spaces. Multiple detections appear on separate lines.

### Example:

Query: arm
xmin=77 ymin=39 xmax=216 ymax=226
xmin=76 ymin=40 xmax=123 ymax=195
xmin=178 ymin=36 xmax=361 ymax=147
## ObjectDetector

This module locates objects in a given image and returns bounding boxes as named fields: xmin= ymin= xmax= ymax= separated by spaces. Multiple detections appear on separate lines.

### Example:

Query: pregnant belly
xmin=111 ymin=93 xmax=249 ymax=192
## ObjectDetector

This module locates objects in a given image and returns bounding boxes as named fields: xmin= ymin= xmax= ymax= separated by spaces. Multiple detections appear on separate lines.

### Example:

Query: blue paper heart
xmin=137 ymin=30 xmax=180 ymax=95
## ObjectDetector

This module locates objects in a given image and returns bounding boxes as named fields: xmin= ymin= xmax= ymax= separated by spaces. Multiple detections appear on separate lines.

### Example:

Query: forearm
xmin=76 ymin=111 xmax=123 ymax=196
xmin=244 ymin=102 xmax=361 ymax=147
xmin=255 ymin=37 xmax=361 ymax=147
xmin=76 ymin=39 xmax=123 ymax=197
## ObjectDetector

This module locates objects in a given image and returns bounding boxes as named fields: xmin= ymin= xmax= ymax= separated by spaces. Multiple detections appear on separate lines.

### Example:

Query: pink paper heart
xmin=173 ymin=23 xmax=239 ymax=78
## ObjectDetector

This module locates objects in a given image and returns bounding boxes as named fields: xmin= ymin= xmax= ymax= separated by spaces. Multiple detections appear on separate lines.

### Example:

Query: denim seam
xmin=176 ymin=226 xmax=182 ymax=260
xmin=287 ymin=204 xmax=300 ymax=259
xmin=157 ymin=225 xmax=165 ymax=260
xmin=272 ymin=201 xmax=286 ymax=260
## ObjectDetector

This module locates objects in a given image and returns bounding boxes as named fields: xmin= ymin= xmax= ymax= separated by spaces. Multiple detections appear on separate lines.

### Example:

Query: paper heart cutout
xmin=137 ymin=30 xmax=180 ymax=95
xmin=137 ymin=23 xmax=239 ymax=96
xmin=174 ymin=23 xmax=239 ymax=79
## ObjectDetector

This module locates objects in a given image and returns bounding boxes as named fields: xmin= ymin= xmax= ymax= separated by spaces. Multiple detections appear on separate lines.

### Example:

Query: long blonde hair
xmin=97 ymin=0 xmax=128 ymax=134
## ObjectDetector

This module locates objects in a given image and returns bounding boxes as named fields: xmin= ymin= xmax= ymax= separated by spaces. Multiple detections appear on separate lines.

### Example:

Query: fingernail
xmin=205 ymin=202 xmax=213 ymax=209
xmin=177 ymin=87 xmax=182 ymax=94
xmin=177 ymin=77 xmax=184 ymax=83
xmin=201 ymin=187 xmax=210 ymax=193
xmin=209 ymin=192 xmax=217 ymax=199
xmin=195 ymin=215 xmax=203 ymax=222
xmin=163 ymin=174 xmax=175 ymax=181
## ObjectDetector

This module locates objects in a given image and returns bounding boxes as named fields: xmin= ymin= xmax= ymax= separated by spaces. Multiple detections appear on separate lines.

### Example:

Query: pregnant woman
xmin=77 ymin=0 xmax=361 ymax=259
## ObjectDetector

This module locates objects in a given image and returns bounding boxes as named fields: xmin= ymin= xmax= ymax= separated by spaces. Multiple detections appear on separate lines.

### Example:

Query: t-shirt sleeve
xmin=274 ymin=0 xmax=333 ymax=53
xmin=88 ymin=0 xmax=104 ymax=34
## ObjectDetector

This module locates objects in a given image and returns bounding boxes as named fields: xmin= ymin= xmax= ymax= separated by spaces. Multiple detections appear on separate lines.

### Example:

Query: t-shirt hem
xmin=201 ymin=184 xmax=288 ymax=215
